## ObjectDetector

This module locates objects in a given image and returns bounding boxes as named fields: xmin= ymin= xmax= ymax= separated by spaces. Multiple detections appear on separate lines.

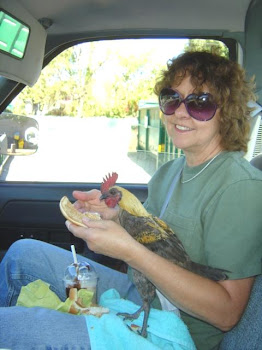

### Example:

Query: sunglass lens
xmin=186 ymin=93 xmax=217 ymax=121
xmin=159 ymin=88 xmax=180 ymax=115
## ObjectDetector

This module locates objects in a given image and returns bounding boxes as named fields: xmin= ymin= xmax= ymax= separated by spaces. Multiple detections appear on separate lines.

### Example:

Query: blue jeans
xmin=0 ymin=239 xmax=142 ymax=349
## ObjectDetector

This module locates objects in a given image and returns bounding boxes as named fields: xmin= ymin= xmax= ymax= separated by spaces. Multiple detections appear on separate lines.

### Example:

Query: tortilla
xmin=59 ymin=196 xmax=101 ymax=227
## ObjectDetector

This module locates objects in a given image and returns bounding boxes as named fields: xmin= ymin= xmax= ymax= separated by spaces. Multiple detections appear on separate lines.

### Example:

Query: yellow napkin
xmin=16 ymin=279 xmax=94 ymax=314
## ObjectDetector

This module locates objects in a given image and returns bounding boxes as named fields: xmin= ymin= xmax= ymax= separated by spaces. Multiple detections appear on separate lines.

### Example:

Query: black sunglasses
xmin=159 ymin=88 xmax=218 ymax=121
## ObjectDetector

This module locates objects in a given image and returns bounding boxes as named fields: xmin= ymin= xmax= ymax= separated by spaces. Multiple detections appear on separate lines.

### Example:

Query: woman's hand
xmin=66 ymin=218 xmax=140 ymax=261
xmin=73 ymin=189 xmax=119 ymax=221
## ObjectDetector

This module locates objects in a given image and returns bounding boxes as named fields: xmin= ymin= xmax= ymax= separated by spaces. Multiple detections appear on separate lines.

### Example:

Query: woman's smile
xmin=175 ymin=124 xmax=194 ymax=132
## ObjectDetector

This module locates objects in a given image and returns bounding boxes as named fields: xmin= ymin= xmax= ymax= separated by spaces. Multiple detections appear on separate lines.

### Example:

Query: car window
xmin=1 ymin=38 xmax=228 ymax=183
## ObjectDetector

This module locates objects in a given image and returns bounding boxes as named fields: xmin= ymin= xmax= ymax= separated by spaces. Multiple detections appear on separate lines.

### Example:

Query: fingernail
xmin=65 ymin=220 xmax=71 ymax=230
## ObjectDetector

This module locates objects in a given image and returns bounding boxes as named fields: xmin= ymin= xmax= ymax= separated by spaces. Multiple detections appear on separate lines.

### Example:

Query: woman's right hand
xmin=73 ymin=189 xmax=119 ymax=221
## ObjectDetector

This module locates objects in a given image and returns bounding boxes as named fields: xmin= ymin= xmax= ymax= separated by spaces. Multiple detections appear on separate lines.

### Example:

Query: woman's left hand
xmin=66 ymin=218 xmax=139 ymax=261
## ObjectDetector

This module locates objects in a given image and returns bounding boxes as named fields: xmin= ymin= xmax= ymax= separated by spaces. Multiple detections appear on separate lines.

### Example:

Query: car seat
xmin=219 ymin=275 xmax=262 ymax=349
xmin=219 ymin=153 xmax=262 ymax=349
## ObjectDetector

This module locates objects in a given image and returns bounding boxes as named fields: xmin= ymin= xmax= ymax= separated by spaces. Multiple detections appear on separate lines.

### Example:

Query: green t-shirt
xmin=142 ymin=151 xmax=262 ymax=350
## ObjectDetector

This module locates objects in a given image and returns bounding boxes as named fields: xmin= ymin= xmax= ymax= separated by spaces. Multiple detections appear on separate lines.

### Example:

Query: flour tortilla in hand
xmin=60 ymin=196 xmax=101 ymax=227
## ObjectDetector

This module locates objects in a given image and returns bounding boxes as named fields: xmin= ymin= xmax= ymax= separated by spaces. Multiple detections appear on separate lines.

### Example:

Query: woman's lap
xmin=0 ymin=306 xmax=90 ymax=350
xmin=0 ymin=239 xmax=142 ymax=349
xmin=0 ymin=238 xmax=142 ymax=306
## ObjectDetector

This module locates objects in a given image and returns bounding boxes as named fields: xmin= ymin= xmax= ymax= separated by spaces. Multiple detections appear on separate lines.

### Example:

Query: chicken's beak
xmin=100 ymin=193 xmax=108 ymax=201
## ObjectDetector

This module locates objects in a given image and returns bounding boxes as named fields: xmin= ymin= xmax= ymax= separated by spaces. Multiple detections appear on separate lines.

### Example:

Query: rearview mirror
xmin=0 ymin=112 xmax=38 ymax=155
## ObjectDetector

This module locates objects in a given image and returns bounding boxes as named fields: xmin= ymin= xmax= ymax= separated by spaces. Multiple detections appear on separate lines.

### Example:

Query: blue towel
xmin=84 ymin=289 xmax=196 ymax=350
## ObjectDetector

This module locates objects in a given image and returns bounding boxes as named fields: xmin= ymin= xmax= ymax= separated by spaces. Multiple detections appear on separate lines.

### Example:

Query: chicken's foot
xmin=117 ymin=302 xmax=150 ymax=337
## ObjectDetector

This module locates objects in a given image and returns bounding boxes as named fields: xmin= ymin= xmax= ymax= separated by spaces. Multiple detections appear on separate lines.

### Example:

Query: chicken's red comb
xmin=101 ymin=172 xmax=118 ymax=193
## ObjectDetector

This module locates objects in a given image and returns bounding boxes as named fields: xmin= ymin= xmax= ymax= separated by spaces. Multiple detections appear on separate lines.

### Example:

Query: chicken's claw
xmin=117 ymin=303 xmax=150 ymax=338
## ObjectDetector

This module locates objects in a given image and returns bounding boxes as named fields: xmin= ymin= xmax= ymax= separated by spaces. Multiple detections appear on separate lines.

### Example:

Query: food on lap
xmin=63 ymin=261 xmax=98 ymax=306
xmin=68 ymin=287 xmax=109 ymax=316
xmin=63 ymin=247 xmax=109 ymax=317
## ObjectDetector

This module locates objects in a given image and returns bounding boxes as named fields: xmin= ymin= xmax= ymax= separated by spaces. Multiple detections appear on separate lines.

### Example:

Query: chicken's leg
xmin=117 ymin=300 xmax=150 ymax=337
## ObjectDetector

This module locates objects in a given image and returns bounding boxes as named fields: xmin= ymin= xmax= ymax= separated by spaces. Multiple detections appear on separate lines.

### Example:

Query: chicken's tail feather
xmin=190 ymin=261 xmax=229 ymax=281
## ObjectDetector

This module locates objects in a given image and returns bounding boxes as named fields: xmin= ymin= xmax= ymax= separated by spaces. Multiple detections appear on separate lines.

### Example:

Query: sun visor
xmin=0 ymin=0 xmax=46 ymax=86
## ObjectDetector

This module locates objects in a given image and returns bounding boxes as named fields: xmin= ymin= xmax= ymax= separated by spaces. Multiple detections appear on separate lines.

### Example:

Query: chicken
xmin=100 ymin=172 xmax=228 ymax=337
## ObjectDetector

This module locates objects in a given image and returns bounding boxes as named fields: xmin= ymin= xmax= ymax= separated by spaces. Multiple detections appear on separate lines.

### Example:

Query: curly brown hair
xmin=154 ymin=51 xmax=256 ymax=152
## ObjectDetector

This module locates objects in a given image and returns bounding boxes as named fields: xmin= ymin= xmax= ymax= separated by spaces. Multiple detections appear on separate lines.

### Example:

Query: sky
xmin=131 ymin=38 xmax=189 ymax=63
xmin=92 ymin=38 xmax=189 ymax=65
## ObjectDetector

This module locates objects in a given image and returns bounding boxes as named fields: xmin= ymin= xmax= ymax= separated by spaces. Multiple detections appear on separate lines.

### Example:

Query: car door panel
xmin=0 ymin=182 xmax=148 ymax=268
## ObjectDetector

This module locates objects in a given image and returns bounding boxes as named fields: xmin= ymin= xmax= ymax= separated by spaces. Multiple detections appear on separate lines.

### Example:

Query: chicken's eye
xmin=110 ymin=188 xmax=117 ymax=195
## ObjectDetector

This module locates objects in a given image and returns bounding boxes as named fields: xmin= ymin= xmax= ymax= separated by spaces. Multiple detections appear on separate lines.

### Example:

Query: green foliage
xmin=13 ymin=41 xmax=164 ymax=118
xmin=12 ymin=39 xmax=228 ymax=118
xmin=185 ymin=39 xmax=229 ymax=57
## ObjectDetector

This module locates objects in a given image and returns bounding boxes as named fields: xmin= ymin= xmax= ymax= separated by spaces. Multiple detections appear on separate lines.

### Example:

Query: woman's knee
xmin=3 ymin=239 xmax=59 ymax=274
xmin=5 ymin=239 xmax=44 ymax=261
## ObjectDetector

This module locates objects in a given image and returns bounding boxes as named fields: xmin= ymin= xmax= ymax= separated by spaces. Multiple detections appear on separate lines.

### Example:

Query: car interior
xmin=0 ymin=0 xmax=262 ymax=347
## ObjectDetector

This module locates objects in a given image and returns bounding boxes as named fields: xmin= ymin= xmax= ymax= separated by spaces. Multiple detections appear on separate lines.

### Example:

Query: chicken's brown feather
xmin=100 ymin=179 xmax=228 ymax=337
xmin=119 ymin=208 xmax=227 ymax=280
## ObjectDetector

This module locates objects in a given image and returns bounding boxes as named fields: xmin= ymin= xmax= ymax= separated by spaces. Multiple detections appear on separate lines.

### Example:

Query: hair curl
xmin=154 ymin=51 xmax=256 ymax=152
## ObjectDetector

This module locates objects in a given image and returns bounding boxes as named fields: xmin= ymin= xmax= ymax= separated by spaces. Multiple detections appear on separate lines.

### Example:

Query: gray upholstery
xmin=250 ymin=153 xmax=262 ymax=170
xmin=219 ymin=275 xmax=262 ymax=349
xmin=219 ymin=153 xmax=262 ymax=349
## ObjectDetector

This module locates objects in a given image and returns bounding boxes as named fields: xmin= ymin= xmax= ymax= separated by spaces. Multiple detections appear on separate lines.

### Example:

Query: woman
xmin=1 ymin=51 xmax=262 ymax=350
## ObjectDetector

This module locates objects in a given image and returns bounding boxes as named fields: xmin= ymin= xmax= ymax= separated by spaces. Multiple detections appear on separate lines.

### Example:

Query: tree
xmin=184 ymin=39 xmax=229 ymax=57
xmin=98 ymin=51 xmax=160 ymax=117
xmin=12 ymin=40 xmax=171 ymax=118
xmin=13 ymin=48 xmax=76 ymax=115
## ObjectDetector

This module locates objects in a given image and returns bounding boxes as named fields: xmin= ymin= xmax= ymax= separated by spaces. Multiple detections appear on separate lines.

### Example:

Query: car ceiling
xmin=6 ymin=0 xmax=253 ymax=70
xmin=20 ymin=0 xmax=251 ymax=36
xmin=0 ymin=0 xmax=258 ymax=111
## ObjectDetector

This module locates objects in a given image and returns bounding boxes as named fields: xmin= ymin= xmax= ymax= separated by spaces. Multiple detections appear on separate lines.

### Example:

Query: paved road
xmin=1 ymin=116 xmax=152 ymax=183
